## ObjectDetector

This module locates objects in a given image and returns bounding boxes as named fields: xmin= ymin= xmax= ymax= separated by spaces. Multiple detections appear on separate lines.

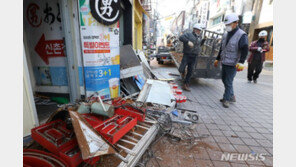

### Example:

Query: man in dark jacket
xmin=179 ymin=24 xmax=205 ymax=91
xmin=247 ymin=30 xmax=270 ymax=83
xmin=214 ymin=13 xmax=249 ymax=108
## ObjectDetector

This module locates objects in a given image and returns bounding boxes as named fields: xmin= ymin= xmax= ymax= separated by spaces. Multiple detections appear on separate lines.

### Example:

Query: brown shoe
xmin=183 ymin=84 xmax=191 ymax=91
xmin=220 ymin=96 xmax=236 ymax=103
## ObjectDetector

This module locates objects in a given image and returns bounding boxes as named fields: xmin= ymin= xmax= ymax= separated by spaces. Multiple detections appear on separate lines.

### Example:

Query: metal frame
xmin=172 ymin=30 xmax=223 ymax=79
xmin=60 ymin=0 xmax=81 ymax=103
xmin=23 ymin=45 xmax=39 ymax=130
xmin=118 ymin=121 xmax=159 ymax=167
xmin=192 ymin=30 xmax=222 ymax=79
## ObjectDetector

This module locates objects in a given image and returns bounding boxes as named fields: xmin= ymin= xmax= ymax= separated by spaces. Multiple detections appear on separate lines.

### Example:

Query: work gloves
xmin=188 ymin=41 xmax=194 ymax=48
xmin=214 ymin=60 xmax=219 ymax=67
xmin=257 ymin=47 xmax=263 ymax=53
xmin=236 ymin=63 xmax=244 ymax=71
xmin=214 ymin=60 xmax=244 ymax=71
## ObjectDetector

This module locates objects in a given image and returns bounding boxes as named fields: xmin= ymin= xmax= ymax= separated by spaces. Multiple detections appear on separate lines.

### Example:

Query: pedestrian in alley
xmin=214 ymin=13 xmax=249 ymax=108
xmin=179 ymin=24 xmax=205 ymax=91
xmin=247 ymin=30 xmax=270 ymax=83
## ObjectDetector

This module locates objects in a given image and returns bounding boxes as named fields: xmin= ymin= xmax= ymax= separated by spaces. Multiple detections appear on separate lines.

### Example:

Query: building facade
xmin=133 ymin=0 xmax=149 ymax=51
xmin=195 ymin=0 xmax=210 ymax=29
xmin=252 ymin=0 xmax=273 ymax=61
xmin=23 ymin=0 xmax=149 ymax=136
xmin=207 ymin=0 xmax=254 ymax=34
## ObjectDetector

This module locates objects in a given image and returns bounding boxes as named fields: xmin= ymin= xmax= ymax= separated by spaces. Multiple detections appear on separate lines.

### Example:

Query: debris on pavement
xmin=137 ymin=79 xmax=176 ymax=108
xmin=69 ymin=110 xmax=117 ymax=159
xmin=168 ymin=72 xmax=181 ymax=76
xmin=34 ymin=96 xmax=57 ymax=106
xmin=25 ymin=54 xmax=208 ymax=167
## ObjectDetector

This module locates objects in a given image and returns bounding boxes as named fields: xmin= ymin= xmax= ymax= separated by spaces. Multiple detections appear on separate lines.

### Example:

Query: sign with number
xmin=79 ymin=0 xmax=120 ymax=99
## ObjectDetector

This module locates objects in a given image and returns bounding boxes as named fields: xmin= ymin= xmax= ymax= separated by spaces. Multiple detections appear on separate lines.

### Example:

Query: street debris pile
xmin=134 ymin=106 xmax=210 ymax=167
xmin=25 ymin=45 xmax=201 ymax=167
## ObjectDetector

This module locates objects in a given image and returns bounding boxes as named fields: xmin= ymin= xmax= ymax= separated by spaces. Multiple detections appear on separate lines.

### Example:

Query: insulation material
xmin=69 ymin=111 xmax=116 ymax=160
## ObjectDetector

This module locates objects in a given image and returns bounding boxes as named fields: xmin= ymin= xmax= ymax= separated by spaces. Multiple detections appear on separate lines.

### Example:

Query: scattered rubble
xmin=25 ymin=48 xmax=208 ymax=167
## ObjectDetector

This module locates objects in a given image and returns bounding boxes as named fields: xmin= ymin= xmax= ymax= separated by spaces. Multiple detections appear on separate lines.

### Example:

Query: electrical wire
xmin=136 ymin=107 xmax=211 ymax=167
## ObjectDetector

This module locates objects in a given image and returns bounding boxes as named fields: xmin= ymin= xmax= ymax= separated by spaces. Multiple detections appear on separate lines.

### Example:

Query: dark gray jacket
xmin=216 ymin=27 xmax=249 ymax=65
xmin=179 ymin=31 xmax=205 ymax=56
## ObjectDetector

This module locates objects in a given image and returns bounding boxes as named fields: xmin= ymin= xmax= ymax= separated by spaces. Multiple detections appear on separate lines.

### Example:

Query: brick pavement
xmin=150 ymin=60 xmax=273 ymax=167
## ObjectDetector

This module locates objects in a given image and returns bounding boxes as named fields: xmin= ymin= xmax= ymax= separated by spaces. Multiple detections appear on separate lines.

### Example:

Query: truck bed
xmin=170 ymin=51 xmax=221 ymax=79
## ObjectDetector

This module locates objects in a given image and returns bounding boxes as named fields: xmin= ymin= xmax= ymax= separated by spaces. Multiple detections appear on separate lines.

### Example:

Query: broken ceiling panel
xmin=120 ymin=66 xmax=144 ymax=79
xmin=137 ymin=79 xmax=175 ymax=107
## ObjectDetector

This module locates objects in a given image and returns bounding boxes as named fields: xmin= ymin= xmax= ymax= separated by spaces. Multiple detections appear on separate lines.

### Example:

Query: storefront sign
xmin=35 ymin=34 xmax=65 ymax=65
xmin=26 ymin=3 xmax=42 ymax=27
xmin=79 ymin=0 xmax=120 ymax=99
xmin=89 ymin=0 xmax=121 ymax=26
xmin=84 ymin=66 xmax=120 ymax=98
xmin=24 ymin=0 xmax=84 ymax=88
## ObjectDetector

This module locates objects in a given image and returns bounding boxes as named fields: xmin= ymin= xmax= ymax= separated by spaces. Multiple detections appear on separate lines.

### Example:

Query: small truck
xmin=149 ymin=46 xmax=173 ymax=65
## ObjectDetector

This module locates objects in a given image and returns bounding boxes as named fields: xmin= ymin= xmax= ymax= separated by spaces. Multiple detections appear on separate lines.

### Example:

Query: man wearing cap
xmin=179 ymin=24 xmax=206 ymax=91
xmin=247 ymin=30 xmax=270 ymax=83
xmin=214 ymin=13 xmax=249 ymax=108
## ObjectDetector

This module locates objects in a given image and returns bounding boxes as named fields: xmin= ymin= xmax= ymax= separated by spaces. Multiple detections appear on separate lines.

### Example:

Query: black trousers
xmin=178 ymin=54 xmax=197 ymax=84
xmin=248 ymin=60 xmax=263 ymax=81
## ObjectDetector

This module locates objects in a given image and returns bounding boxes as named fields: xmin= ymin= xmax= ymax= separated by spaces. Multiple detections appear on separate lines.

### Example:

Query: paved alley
xmin=148 ymin=60 xmax=273 ymax=167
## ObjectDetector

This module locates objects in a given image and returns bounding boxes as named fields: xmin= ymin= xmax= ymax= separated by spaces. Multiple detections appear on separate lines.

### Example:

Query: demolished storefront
xmin=23 ymin=0 xmax=198 ymax=166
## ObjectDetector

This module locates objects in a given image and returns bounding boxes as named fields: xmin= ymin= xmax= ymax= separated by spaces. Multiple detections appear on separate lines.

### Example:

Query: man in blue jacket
xmin=214 ymin=13 xmax=249 ymax=108
xmin=179 ymin=24 xmax=205 ymax=91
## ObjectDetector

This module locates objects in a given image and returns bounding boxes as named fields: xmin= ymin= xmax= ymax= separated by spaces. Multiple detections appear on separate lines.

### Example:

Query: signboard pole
xmin=60 ymin=0 xmax=81 ymax=102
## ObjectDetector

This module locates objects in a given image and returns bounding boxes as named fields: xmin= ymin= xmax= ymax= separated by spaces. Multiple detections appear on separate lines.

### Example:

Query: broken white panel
xmin=120 ymin=66 xmax=145 ymax=79
xmin=69 ymin=111 xmax=116 ymax=160
xmin=79 ymin=120 xmax=109 ymax=154
xmin=137 ymin=79 xmax=175 ymax=107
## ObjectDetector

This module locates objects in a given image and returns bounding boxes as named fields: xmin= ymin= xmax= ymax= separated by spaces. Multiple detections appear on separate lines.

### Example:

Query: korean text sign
xmin=79 ymin=0 xmax=121 ymax=99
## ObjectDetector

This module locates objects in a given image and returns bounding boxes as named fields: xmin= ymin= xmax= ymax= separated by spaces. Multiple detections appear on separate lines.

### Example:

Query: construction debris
xmin=137 ymin=79 xmax=176 ymax=108
xmin=69 ymin=110 xmax=117 ymax=160
xmin=23 ymin=149 xmax=69 ymax=167
xmin=25 ymin=52 xmax=204 ymax=167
